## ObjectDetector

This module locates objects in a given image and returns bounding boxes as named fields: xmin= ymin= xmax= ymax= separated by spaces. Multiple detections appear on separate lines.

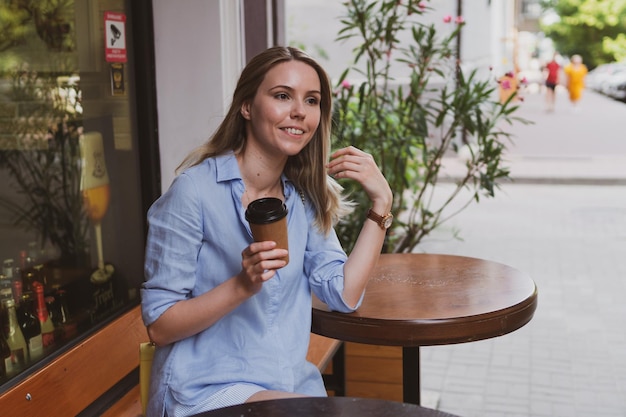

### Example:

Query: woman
xmin=544 ymin=53 xmax=560 ymax=112
xmin=141 ymin=46 xmax=393 ymax=417
xmin=563 ymin=54 xmax=588 ymax=111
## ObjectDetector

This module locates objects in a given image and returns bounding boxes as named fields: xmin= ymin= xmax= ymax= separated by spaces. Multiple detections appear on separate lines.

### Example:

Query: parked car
xmin=604 ymin=70 xmax=626 ymax=101
xmin=586 ymin=62 xmax=626 ymax=95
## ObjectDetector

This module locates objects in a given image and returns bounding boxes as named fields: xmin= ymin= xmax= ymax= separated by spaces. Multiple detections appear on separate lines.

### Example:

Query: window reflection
xmin=0 ymin=0 xmax=143 ymax=384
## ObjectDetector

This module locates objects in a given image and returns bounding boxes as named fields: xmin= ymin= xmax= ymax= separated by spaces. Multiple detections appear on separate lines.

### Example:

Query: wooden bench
xmin=0 ymin=304 xmax=147 ymax=416
xmin=101 ymin=332 xmax=344 ymax=417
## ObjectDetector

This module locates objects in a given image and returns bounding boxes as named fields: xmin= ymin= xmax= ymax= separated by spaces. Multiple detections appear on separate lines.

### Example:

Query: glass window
xmin=0 ymin=0 xmax=148 ymax=385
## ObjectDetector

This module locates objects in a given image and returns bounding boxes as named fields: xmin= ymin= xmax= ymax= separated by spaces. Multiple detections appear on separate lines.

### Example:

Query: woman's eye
xmin=306 ymin=97 xmax=319 ymax=105
xmin=275 ymin=93 xmax=289 ymax=100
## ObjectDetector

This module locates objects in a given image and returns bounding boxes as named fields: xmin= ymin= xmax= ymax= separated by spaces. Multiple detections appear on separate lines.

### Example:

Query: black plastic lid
xmin=245 ymin=197 xmax=288 ymax=224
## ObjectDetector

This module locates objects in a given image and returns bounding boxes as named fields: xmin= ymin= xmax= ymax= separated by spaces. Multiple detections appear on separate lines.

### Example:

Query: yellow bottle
xmin=2 ymin=298 xmax=28 ymax=375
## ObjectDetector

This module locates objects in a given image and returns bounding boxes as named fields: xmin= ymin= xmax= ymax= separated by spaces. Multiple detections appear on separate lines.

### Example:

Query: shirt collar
xmin=215 ymin=151 xmax=294 ymax=199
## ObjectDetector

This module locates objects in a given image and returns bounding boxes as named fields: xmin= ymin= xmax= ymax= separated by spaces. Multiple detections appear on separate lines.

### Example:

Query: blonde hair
xmin=177 ymin=46 xmax=351 ymax=234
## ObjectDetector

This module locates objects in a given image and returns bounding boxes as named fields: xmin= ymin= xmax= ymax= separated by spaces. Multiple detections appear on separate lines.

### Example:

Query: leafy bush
xmin=332 ymin=0 xmax=525 ymax=253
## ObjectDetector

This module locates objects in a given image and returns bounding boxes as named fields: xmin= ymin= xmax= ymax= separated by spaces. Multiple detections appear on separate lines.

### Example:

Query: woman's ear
xmin=240 ymin=102 xmax=251 ymax=120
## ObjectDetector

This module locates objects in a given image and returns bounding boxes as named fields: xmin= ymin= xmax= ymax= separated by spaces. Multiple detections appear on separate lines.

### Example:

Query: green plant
xmin=0 ymin=65 xmax=88 ymax=266
xmin=332 ymin=0 xmax=526 ymax=253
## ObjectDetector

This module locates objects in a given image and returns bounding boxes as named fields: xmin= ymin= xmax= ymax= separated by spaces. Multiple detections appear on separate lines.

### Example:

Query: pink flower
xmin=443 ymin=15 xmax=452 ymax=23
xmin=418 ymin=2 xmax=427 ymax=10
xmin=455 ymin=16 xmax=464 ymax=24
xmin=520 ymin=76 xmax=528 ymax=85
xmin=501 ymin=80 xmax=511 ymax=90
xmin=341 ymin=80 xmax=351 ymax=89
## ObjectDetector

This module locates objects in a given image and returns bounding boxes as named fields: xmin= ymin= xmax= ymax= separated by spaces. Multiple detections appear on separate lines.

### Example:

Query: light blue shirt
xmin=141 ymin=152 xmax=361 ymax=416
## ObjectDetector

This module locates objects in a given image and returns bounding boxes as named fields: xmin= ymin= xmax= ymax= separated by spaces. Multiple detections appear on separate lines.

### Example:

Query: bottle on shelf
xmin=45 ymin=295 xmax=57 ymax=323
xmin=0 ymin=273 xmax=12 ymax=301
xmin=2 ymin=298 xmax=28 ymax=375
xmin=33 ymin=282 xmax=55 ymax=350
xmin=54 ymin=288 xmax=77 ymax=341
xmin=13 ymin=281 xmax=43 ymax=362
xmin=0 ymin=258 xmax=14 ymax=302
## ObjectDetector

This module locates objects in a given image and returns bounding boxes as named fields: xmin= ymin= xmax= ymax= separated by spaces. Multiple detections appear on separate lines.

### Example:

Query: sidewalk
xmin=419 ymin=89 xmax=626 ymax=417
xmin=441 ymin=88 xmax=626 ymax=185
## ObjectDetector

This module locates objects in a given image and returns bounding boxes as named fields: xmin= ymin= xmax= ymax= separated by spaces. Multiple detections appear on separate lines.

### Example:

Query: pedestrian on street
xmin=563 ymin=54 xmax=588 ymax=112
xmin=543 ymin=53 xmax=560 ymax=112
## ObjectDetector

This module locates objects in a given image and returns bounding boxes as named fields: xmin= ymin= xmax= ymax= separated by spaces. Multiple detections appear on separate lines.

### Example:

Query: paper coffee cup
xmin=245 ymin=197 xmax=289 ymax=264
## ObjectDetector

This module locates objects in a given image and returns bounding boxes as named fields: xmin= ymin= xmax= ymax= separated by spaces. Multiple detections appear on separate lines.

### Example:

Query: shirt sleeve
xmin=141 ymin=172 xmax=203 ymax=326
xmin=303 ymin=202 xmax=364 ymax=313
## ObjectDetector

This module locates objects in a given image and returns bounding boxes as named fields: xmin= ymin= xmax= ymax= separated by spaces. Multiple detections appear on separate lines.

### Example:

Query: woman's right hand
xmin=237 ymin=241 xmax=288 ymax=294
xmin=147 ymin=241 xmax=287 ymax=346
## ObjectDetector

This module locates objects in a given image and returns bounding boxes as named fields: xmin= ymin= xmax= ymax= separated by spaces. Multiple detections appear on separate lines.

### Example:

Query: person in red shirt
xmin=544 ymin=53 xmax=560 ymax=112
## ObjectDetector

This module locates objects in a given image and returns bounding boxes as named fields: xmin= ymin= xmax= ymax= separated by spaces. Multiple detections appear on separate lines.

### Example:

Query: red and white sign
xmin=104 ymin=11 xmax=127 ymax=63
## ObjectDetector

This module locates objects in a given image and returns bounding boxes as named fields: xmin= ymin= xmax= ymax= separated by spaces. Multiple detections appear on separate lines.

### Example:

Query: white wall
xmin=285 ymin=0 xmax=513 ymax=82
xmin=152 ymin=0 xmax=242 ymax=192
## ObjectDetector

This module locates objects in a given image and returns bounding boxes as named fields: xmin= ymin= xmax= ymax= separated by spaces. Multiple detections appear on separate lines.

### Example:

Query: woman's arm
xmin=147 ymin=241 xmax=288 ymax=346
xmin=326 ymin=146 xmax=393 ymax=308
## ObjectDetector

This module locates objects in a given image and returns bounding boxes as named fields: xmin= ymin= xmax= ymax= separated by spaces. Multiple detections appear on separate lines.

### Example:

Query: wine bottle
xmin=33 ymin=282 xmax=55 ymax=350
xmin=0 ymin=258 xmax=13 ymax=302
xmin=55 ymin=289 xmax=77 ymax=341
xmin=13 ymin=282 xmax=43 ymax=362
xmin=0 ymin=273 xmax=12 ymax=301
xmin=2 ymin=298 xmax=28 ymax=375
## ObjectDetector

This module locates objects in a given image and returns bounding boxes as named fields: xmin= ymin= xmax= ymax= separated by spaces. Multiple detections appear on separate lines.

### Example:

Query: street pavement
xmin=417 ymin=87 xmax=626 ymax=417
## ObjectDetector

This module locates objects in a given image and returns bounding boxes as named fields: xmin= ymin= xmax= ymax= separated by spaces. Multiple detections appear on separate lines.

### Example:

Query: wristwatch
xmin=367 ymin=208 xmax=393 ymax=230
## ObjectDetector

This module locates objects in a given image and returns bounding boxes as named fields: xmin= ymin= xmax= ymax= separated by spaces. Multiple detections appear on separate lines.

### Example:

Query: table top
xmin=191 ymin=397 xmax=461 ymax=417
xmin=312 ymin=253 xmax=538 ymax=346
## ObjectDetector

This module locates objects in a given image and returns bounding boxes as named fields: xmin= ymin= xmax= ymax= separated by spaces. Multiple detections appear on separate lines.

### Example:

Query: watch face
xmin=383 ymin=215 xmax=393 ymax=229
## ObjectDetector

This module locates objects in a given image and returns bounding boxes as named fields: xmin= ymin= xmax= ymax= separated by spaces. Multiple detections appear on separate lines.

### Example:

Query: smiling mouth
xmin=283 ymin=127 xmax=304 ymax=135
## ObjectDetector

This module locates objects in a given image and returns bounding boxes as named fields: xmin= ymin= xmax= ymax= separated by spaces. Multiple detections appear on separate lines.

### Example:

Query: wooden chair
xmin=139 ymin=342 xmax=156 ymax=416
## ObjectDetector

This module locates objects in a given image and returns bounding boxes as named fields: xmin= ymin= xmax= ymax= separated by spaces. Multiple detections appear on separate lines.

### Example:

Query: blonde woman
xmin=141 ymin=46 xmax=392 ymax=417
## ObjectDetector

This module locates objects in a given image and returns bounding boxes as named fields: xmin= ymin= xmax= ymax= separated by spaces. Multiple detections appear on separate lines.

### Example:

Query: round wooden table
xmin=312 ymin=253 xmax=538 ymax=405
xmin=191 ymin=396 xmax=461 ymax=417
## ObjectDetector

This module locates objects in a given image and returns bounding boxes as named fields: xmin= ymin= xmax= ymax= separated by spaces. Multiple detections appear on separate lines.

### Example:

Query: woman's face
xmin=241 ymin=60 xmax=321 ymax=158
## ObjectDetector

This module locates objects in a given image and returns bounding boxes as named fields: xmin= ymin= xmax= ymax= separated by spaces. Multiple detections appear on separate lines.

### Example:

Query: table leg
xmin=402 ymin=346 xmax=420 ymax=405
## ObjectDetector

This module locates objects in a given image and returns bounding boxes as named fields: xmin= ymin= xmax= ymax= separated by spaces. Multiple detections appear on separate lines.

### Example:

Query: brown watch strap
xmin=367 ymin=208 xmax=393 ymax=229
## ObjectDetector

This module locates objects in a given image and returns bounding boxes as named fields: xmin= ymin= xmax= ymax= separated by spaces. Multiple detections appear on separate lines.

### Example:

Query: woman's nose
xmin=291 ymin=101 xmax=305 ymax=119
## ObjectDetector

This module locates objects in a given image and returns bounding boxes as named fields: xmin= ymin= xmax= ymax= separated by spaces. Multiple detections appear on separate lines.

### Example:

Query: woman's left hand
xmin=327 ymin=146 xmax=392 ymax=209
